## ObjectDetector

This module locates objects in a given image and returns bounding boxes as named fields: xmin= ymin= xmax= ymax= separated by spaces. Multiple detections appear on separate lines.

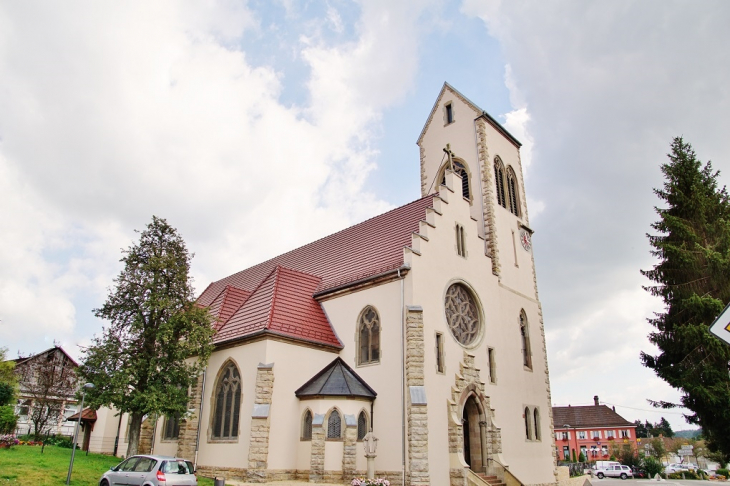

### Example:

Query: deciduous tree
xmin=78 ymin=216 xmax=214 ymax=457
xmin=642 ymin=137 xmax=730 ymax=459
xmin=16 ymin=349 xmax=77 ymax=439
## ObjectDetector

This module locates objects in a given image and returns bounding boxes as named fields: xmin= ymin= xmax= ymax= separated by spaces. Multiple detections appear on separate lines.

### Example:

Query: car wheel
xmin=597 ymin=473 xmax=604 ymax=479
xmin=620 ymin=473 xmax=627 ymax=480
xmin=100 ymin=480 xmax=109 ymax=486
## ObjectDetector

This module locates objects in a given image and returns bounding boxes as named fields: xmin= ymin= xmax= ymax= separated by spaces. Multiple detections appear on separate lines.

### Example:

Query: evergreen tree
xmin=78 ymin=216 xmax=214 ymax=457
xmin=642 ymin=137 xmax=730 ymax=459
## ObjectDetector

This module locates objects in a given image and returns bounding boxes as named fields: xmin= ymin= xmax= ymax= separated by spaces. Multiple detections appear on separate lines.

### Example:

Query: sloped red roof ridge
xmin=214 ymin=266 xmax=342 ymax=349
xmin=552 ymin=405 xmax=636 ymax=428
xmin=207 ymin=285 xmax=252 ymax=330
xmin=197 ymin=194 xmax=436 ymax=307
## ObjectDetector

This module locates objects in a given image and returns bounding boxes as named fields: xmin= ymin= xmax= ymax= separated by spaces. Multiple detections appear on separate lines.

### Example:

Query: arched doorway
xmin=462 ymin=395 xmax=484 ymax=472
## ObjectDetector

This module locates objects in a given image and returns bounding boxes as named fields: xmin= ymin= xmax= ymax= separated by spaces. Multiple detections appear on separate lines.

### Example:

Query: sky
xmin=2 ymin=0 xmax=729 ymax=432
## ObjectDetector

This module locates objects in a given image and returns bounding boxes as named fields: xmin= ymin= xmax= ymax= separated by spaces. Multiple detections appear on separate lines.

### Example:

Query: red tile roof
xmin=553 ymin=405 xmax=636 ymax=428
xmin=213 ymin=266 xmax=342 ymax=348
xmin=207 ymin=286 xmax=252 ymax=331
xmin=67 ymin=408 xmax=97 ymax=422
xmin=198 ymin=194 xmax=435 ymax=306
xmin=199 ymin=195 xmax=437 ymax=349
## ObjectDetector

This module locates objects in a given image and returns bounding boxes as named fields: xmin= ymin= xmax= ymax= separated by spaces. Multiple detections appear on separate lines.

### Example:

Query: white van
xmin=594 ymin=461 xmax=620 ymax=470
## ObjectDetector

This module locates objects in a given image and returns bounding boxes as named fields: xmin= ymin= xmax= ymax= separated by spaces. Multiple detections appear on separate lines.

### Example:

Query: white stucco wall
xmin=405 ymin=157 xmax=554 ymax=484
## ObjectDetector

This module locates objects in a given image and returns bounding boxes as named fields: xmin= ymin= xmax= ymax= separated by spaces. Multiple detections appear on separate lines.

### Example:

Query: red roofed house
xmin=86 ymin=84 xmax=556 ymax=486
xmin=553 ymin=396 xmax=637 ymax=462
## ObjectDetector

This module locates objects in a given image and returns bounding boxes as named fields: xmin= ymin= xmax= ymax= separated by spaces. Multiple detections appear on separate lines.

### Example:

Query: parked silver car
xmin=99 ymin=455 xmax=197 ymax=486
xmin=595 ymin=464 xmax=633 ymax=479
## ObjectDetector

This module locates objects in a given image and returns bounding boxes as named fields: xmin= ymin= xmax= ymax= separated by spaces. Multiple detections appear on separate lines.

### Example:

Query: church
xmin=86 ymin=83 xmax=557 ymax=486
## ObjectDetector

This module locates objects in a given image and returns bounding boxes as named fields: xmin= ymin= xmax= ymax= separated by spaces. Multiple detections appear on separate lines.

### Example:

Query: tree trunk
xmin=126 ymin=412 xmax=144 ymax=457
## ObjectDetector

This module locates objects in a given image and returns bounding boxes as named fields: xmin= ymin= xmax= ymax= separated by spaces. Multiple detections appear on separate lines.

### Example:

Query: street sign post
xmin=710 ymin=302 xmax=730 ymax=345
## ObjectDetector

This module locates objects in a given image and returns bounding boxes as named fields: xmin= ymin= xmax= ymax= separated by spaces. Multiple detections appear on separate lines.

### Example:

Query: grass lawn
xmin=0 ymin=445 xmax=215 ymax=486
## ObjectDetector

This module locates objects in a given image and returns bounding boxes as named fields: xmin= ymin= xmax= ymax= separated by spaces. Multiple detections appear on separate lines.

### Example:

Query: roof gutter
xmin=313 ymin=264 xmax=411 ymax=300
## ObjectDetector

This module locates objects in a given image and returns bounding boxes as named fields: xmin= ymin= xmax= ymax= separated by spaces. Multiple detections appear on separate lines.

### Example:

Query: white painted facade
xmin=85 ymin=84 xmax=555 ymax=486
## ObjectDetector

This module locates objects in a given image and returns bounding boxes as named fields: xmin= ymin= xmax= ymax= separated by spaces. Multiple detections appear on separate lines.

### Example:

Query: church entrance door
xmin=463 ymin=395 xmax=484 ymax=472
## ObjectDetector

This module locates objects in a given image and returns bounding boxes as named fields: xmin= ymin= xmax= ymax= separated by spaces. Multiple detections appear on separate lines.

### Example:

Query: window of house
xmin=441 ymin=160 xmax=470 ymax=200
xmin=494 ymin=157 xmax=507 ymax=209
xmin=606 ymin=430 xmax=615 ymax=438
xmin=455 ymin=224 xmax=466 ymax=257
xmin=592 ymin=431 xmax=601 ymax=439
xmin=327 ymin=410 xmax=342 ymax=439
xmin=578 ymin=431 xmax=586 ymax=440
xmin=620 ymin=429 xmax=630 ymax=438
xmin=301 ymin=410 xmax=313 ymax=441
xmin=444 ymin=283 xmax=481 ymax=347
xmin=506 ymin=166 xmax=520 ymax=216
xmin=488 ymin=348 xmax=496 ymax=384
xmin=590 ymin=445 xmax=598 ymax=457
xmin=533 ymin=408 xmax=541 ymax=441
xmin=162 ymin=414 xmax=180 ymax=440
xmin=445 ymin=103 xmax=454 ymax=124
xmin=580 ymin=446 xmax=587 ymax=459
xmin=520 ymin=311 xmax=532 ymax=370
xmin=358 ymin=306 xmax=381 ymax=365
xmin=212 ymin=361 xmax=241 ymax=440
xmin=563 ymin=446 xmax=570 ymax=460
xmin=357 ymin=411 xmax=368 ymax=441
xmin=601 ymin=445 xmax=608 ymax=456
xmin=436 ymin=333 xmax=444 ymax=373
xmin=524 ymin=407 xmax=532 ymax=440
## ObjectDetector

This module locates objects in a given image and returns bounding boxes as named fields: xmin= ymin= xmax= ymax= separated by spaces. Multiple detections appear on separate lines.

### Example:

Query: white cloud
xmin=0 ymin=1 xmax=433 ymax=357
xmin=464 ymin=0 xmax=730 ymax=430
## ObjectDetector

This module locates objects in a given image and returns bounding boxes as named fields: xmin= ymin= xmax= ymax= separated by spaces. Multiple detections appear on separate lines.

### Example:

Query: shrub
xmin=668 ymin=471 xmax=699 ymax=480
xmin=0 ymin=405 xmax=17 ymax=434
xmin=351 ymin=478 xmax=391 ymax=486
xmin=44 ymin=435 xmax=74 ymax=448
xmin=0 ymin=434 xmax=19 ymax=447
xmin=717 ymin=468 xmax=729 ymax=478
xmin=642 ymin=456 xmax=664 ymax=478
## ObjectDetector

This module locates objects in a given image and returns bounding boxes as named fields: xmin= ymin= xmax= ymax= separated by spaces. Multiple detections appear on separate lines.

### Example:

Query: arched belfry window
xmin=506 ymin=166 xmax=520 ymax=216
xmin=358 ymin=306 xmax=380 ymax=365
xmin=327 ymin=409 xmax=342 ymax=439
xmin=520 ymin=310 xmax=532 ymax=370
xmin=212 ymin=361 xmax=241 ymax=439
xmin=534 ymin=408 xmax=541 ymax=441
xmin=441 ymin=160 xmax=470 ymax=199
xmin=357 ymin=410 xmax=368 ymax=441
xmin=302 ymin=410 xmax=313 ymax=441
xmin=494 ymin=157 xmax=507 ymax=209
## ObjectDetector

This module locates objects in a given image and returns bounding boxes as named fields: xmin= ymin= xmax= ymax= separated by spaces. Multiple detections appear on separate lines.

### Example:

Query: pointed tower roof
xmin=295 ymin=357 xmax=376 ymax=400
xmin=417 ymin=82 xmax=521 ymax=148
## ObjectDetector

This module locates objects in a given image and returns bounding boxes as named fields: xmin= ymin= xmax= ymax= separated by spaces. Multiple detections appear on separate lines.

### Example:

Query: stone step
xmin=477 ymin=474 xmax=506 ymax=486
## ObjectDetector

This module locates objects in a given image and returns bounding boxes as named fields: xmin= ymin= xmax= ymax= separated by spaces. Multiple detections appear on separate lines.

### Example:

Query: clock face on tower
xmin=519 ymin=229 xmax=532 ymax=252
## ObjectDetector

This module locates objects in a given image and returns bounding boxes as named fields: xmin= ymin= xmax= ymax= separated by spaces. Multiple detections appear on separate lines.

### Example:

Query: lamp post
xmin=363 ymin=432 xmax=379 ymax=479
xmin=66 ymin=383 xmax=94 ymax=485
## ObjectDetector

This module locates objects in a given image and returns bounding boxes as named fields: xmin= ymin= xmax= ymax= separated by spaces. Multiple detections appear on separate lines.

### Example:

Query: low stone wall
xmin=556 ymin=474 xmax=591 ymax=486
xmin=197 ymin=467 xmax=403 ymax=485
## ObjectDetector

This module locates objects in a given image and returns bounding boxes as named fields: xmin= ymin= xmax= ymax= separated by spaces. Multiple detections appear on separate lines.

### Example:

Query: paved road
xmin=588 ymin=478 xmax=711 ymax=486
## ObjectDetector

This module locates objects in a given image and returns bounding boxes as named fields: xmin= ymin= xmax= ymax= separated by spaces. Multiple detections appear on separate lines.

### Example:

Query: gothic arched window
xmin=212 ymin=361 xmax=241 ymax=440
xmin=358 ymin=306 xmax=380 ymax=365
xmin=506 ymin=166 xmax=520 ymax=216
xmin=534 ymin=408 xmax=541 ymax=441
xmin=162 ymin=414 xmax=180 ymax=440
xmin=520 ymin=311 xmax=532 ymax=370
xmin=524 ymin=406 xmax=532 ymax=440
xmin=357 ymin=410 xmax=368 ymax=441
xmin=327 ymin=409 xmax=342 ymax=439
xmin=441 ymin=160 xmax=471 ymax=199
xmin=494 ymin=157 xmax=506 ymax=209
xmin=301 ymin=410 xmax=313 ymax=441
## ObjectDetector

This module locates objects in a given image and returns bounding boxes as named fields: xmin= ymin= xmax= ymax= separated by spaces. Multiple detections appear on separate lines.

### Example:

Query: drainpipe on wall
xmin=398 ymin=266 xmax=406 ymax=486
xmin=193 ymin=368 xmax=207 ymax=471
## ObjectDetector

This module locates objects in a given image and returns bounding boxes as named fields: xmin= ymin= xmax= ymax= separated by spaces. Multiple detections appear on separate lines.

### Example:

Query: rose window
xmin=445 ymin=283 xmax=481 ymax=346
